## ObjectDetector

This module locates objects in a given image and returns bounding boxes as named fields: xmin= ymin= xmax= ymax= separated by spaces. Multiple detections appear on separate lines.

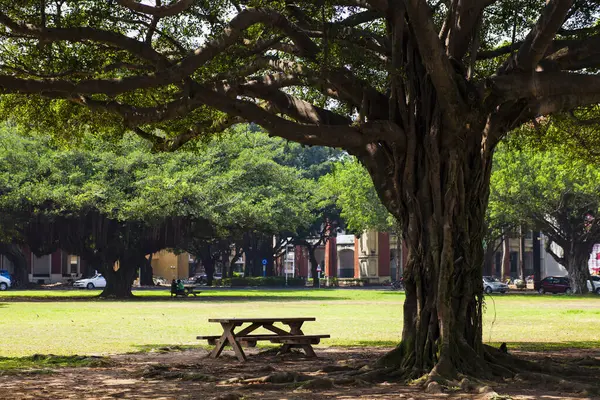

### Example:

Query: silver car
xmin=483 ymin=276 xmax=508 ymax=294
xmin=0 ymin=274 xmax=11 ymax=291
xmin=587 ymin=276 xmax=600 ymax=294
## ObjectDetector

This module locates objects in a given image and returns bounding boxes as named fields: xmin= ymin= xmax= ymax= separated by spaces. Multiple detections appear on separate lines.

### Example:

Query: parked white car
xmin=587 ymin=276 xmax=600 ymax=294
xmin=483 ymin=276 xmax=508 ymax=294
xmin=0 ymin=275 xmax=11 ymax=291
xmin=73 ymin=274 xmax=106 ymax=289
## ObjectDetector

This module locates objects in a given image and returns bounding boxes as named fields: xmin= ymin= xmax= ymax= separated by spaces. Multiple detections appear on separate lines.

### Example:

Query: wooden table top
xmin=208 ymin=317 xmax=316 ymax=324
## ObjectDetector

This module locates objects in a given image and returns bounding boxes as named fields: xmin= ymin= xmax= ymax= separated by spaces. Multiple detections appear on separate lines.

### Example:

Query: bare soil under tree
xmin=1 ymin=346 xmax=598 ymax=399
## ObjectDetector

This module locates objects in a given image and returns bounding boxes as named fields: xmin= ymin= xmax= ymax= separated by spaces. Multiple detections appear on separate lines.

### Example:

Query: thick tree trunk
xmin=99 ymin=264 xmax=136 ymax=298
xmin=532 ymin=231 xmax=541 ymax=290
xmin=227 ymin=247 xmax=242 ymax=278
xmin=362 ymin=118 xmax=495 ymax=378
xmin=0 ymin=243 xmax=28 ymax=287
xmin=257 ymin=238 xmax=274 ymax=277
xmin=139 ymin=254 xmax=154 ymax=286
xmin=219 ymin=250 xmax=230 ymax=278
xmin=199 ymin=246 xmax=215 ymax=286
xmin=306 ymin=245 xmax=320 ymax=288
xmin=564 ymin=247 xmax=591 ymax=294
xmin=482 ymin=242 xmax=495 ymax=277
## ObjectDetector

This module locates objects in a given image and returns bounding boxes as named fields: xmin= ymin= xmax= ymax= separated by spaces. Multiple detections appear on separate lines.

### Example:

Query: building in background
xmin=0 ymin=246 xmax=86 ymax=284
xmin=293 ymin=230 xmax=403 ymax=284
xmin=148 ymin=250 xmax=192 ymax=281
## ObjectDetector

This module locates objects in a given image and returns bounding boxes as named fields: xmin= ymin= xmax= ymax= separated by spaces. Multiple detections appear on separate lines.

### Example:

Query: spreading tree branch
xmin=0 ymin=11 xmax=166 ymax=65
xmin=402 ymin=0 xmax=466 ymax=128
xmin=115 ymin=0 xmax=195 ymax=17
xmin=512 ymin=0 xmax=575 ymax=71
xmin=489 ymin=72 xmax=600 ymax=105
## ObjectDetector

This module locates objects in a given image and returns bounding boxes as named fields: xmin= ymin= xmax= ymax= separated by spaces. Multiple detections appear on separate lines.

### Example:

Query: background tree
xmin=490 ymin=140 xmax=600 ymax=293
xmin=0 ymin=0 xmax=599 ymax=378
xmin=0 ymin=130 xmax=215 ymax=297
xmin=0 ymin=126 xmax=333 ymax=292
xmin=321 ymin=159 xmax=394 ymax=235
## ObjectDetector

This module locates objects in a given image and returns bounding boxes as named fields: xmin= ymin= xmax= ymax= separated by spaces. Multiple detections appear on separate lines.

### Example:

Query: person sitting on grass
xmin=170 ymin=279 xmax=178 ymax=297
xmin=176 ymin=279 xmax=185 ymax=296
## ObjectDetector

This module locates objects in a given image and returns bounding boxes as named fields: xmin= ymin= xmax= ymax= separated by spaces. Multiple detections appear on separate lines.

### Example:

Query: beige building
xmin=150 ymin=250 xmax=191 ymax=281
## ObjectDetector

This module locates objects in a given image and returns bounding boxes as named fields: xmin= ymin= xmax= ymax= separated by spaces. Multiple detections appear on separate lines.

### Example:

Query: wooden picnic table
xmin=197 ymin=317 xmax=329 ymax=362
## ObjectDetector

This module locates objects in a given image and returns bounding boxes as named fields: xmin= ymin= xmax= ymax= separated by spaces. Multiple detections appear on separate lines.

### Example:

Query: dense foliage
xmin=321 ymin=158 xmax=394 ymax=235
xmin=0 ymin=126 xmax=336 ymax=293
xmin=490 ymin=140 xmax=600 ymax=292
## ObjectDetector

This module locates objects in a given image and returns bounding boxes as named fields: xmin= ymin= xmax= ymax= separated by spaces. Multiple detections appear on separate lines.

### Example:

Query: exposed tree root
xmin=134 ymin=346 xmax=600 ymax=397
xmin=354 ymin=343 xmax=600 ymax=396
xmin=137 ymin=364 xmax=217 ymax=381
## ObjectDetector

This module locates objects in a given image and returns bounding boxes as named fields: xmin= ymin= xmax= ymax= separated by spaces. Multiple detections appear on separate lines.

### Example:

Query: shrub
xmin=221 ymin=276 xmax=306 ymax=287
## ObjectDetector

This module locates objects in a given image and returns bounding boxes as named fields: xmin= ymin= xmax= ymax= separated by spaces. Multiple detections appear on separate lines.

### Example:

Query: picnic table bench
xmin=197 ymin=317 xmax=330 ymax=361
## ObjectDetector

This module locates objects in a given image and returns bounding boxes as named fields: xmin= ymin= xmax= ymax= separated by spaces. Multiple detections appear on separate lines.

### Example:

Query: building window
xmin=70 ymin=255 xmax=79 ymax=275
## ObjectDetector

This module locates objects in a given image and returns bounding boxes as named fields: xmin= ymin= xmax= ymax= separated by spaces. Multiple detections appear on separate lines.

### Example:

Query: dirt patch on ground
xmin=1 ymin=346 xmax=598 ymax=399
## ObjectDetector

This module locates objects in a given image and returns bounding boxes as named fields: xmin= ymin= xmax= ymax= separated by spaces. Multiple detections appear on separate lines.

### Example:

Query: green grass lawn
xmin=0 ymin=289 xmax=598 ymax=357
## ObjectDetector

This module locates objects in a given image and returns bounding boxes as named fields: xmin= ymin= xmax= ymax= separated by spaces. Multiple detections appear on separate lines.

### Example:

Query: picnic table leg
xmin=278 ymin=321 xmax=317 ymax=357
xmin=227 ymin=331 xmax=246 ymax=362
xmin=209 ymin=322 xmax=247 ymax=361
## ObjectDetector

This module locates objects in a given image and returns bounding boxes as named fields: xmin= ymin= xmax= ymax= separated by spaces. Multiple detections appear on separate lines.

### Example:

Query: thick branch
xmin=237 ymin=79 xmax=352 ymax=126
xmin=0 ymin=11 xmax=166 ymax=65
xmin=115 ymin=0 xmax=194 ymax=17
xmin=339 ymin=10 xmax=383 ymax=26
xmin=194 ymin=85 xmax=400 ymax=148
xmin=446 ymin=0 xmax=484 ymax=59
xmin=0 ymin=8 xmax=318 ymax=96
xmin=489 ymin=72 xmax=600 ymax=104
xmin=545 ymin=34 xmax=600 ymax=70
xmin=402 ymin=0 xmax=466 ymax=127
xmin=478 ymin=34 xmax=600 ymax=72
xmin=513 ymin=0 xmax=575 ymax=71
xmin=135 ymin=115 xmax=243 ymax=152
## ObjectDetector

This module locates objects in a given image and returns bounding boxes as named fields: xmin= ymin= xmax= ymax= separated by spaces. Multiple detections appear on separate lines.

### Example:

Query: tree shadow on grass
xmin=0 ymin=294 xmax=349 ymax=302
xmin=129 ymin=341 xmax=402 ymax=355
xmin=0 ymin=354 xmax=111 ymax=372
xmin=162 ymin=294 xmax=350 ymax=302
xmin=491 ymin=341 xmax=600 ymax=352
xmin=129 ymin=344 xmax=206 ymax=354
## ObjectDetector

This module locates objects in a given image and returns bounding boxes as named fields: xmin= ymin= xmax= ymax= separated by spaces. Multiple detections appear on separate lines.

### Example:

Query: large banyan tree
xmin=0 ymin=0 xmax=599 ymax=378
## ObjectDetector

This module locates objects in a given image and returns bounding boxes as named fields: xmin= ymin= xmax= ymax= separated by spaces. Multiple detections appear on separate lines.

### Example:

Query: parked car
xmin=153 ymin=276 xmax=168 ymax=286
xmin=587 ymin=275 xmax=600 ymax=294
xmin=73 ymin=274 xmax=106 ymax=289
xmin=0 ymin=274 xmax=11 ymax=291
xmin=0 ymin=269 xmax=10 ymax=280
xmin=483 ymin=276 xmax=508 ymax=294
xmin=190 ymin=273 xmax=223 ymax=285
xmin=538 ymin=276 xmax=571 ymax=294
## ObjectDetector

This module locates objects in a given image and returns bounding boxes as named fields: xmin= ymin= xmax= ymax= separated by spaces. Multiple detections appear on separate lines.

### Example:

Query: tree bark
xmin=363 ymin=118 xmax=495 ymax=379
xmin=532 ymin=231 xmax=541 ymax=290
xmin=564 ymin=244 xmax=591 ymax=294
xmin=99 ymin=263 xmax=136 ymax=298
xmin=482 ymin=242 xmax=496 ymax=277
xmin=306 ymin=244 xmax=320 ymax=288
xmin=199 ymin=245 xmax=215 ymax=286
xmin=228 ymin=247 xmax=243 ymax=278
xmin=139 ymin=254 xmax=154 ymax=286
